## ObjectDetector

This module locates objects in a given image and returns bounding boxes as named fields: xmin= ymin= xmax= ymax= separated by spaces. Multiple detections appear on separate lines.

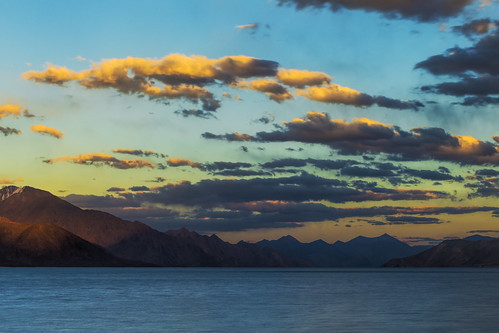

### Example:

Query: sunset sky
xmin=1 ymin=0 xmax=498 ymax=245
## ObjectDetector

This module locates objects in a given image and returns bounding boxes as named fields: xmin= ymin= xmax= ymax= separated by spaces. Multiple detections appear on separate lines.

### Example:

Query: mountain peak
xmin=0 ymin=186 xmax=27 ymax=201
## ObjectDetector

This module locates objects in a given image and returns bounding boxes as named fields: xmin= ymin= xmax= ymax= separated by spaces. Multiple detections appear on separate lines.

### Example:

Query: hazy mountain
xmin=257 ymin=233 xmax=429 ymax=267
xmin=463 ymin=234 xmax=497 ymax=242
xmin=0 ymin=217 xmax=145 ymax=266
xmin=384 ymin=239 xmax=499 ymax=267
xmin=0 ymin=186 xmax=303 ymax=267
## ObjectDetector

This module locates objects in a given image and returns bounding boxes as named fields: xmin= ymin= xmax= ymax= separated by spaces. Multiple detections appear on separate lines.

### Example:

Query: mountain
xmin=0 ymin=186 xmax=303 ymax=267
xmin=464 ymin=234 xmax=497 ymax=242
xmin=257 ymin=233 xmax=429 ymax=267
xmin=0 ymin=217 xmax=146 ymax=266
xmin=383 ymin=239 xmax=499 ymax=267
xmin=165 ymin=228 xmax=308 ymax=266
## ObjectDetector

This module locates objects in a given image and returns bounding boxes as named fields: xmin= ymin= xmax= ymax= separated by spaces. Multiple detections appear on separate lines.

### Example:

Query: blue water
xmin=0 ymin=268 xmax=498 ymax=332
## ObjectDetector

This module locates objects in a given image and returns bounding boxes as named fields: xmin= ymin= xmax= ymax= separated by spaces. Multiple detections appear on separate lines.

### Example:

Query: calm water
xmin=0 ymin=268 xmax=498 ymax=332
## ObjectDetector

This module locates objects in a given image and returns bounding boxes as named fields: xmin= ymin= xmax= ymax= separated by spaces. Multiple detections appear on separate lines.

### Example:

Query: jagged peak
xmin=0 ymin=186 xmax=27 ymax=201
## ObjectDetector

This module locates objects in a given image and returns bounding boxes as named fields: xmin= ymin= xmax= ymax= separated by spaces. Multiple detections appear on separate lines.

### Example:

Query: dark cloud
xmin=476 ymin=168 xmax=499 ymax=176
xmin=174 ymin=109 xmax=217 ymax=119
xmin=204 ymin=112 xmax=499 ymax=165
xmin=458 ymin=96 xmax=499 ymax=106
xmin=421 ymin=75 xmax=499 ymax=96
xmin=135 ymin=173 xmax=447 ymax=209
xmin=416 ymin=29 xmax=499 ymax=102
xmin=107 ymin=187 xmax=125 ymax=192
xmin=385 ymin=215 xmax=443 ymax=224
xmin=452 ymin=18 xmax=498 ymax=37
xmin=129 ymin=186 xmax=150 ymax=192
xmin=340 ymin=166 xmax=395 ymax=177
xmin=277 ymin=0 xmax=475 ymax=22
xmin=112 ymin=148 xmax=167 ymax=159
xmin=0 ymin=126 xmax=21 ymax=136
xmin=402 ymin=169 xmax=463 ymax=181
xmin=201 ymin=161 xmax=253 ymax=171
xmin=211 ymin=170 xmax=274 ymax=177
xmin=466 ymin=176 xmax=499 ymax=198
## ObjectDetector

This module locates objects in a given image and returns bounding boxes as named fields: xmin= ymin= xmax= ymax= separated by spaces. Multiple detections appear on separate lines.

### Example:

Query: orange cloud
xmin=167 ymin=157 xmax=202 ymax=168
xmin=0 ymin=104 xmax=23 ymax=118
xmin=22 ymin=53 xmax=421 ymax=111
xmin=0 ymin=177 xmax=23 ymax=185
xmin=44 ymin=153 xmax=155 ymax=169
xmin=30 ymin=124 xmax=64 ymax=139
xmin=277 ymin=68 xmax=331 ymax=88
xmin=236 ymin=79 xmax=292 ymax=102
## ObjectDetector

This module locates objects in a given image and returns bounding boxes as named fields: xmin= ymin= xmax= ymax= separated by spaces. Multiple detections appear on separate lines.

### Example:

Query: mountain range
xmin=257 ymin=234 xmax=431 ymax=267
xmin=0 ymin=185 xmax=497 ymax=267
xmin=0 ymin=186 xmax=303 ymax=267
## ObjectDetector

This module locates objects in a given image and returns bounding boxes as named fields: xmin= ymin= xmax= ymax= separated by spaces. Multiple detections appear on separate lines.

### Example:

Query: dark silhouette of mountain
xmin=257 ymin=233 xmax=428 ymax=267
xmin=384 ymin=239 xmax=499 ymax=267
xmin=0 ymin=186 xmax=304 ymax=267
xmin=0 ymin=217 xmax=147 ymax=266
xmin=464 ymin=234 xmax=497 ymax=242
xmin=165 ymin=228 xmax=309 ymax=266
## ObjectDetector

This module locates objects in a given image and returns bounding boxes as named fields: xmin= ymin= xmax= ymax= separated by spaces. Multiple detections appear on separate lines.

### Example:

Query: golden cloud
xmin=167 ymin=157 xmax=202 ymax=169
xmin=30 ymin=124 xmax=64 ymax=139
xmin=44 ymin=153 xmax=155 ymax=169
xmin=235 ymin=79 xmax=293 ymax=102
xmin=276 ymin=68 xmax=331 ymax=88
xmin=22 ymin=53 xmax=421 ymax=111
xmin=0 ymin=104 xmax=23 ymax=118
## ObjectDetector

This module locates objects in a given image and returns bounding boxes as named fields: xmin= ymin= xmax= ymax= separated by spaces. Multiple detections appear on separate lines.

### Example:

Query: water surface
xmin=0 ymin=268 xmax=498 ymax=332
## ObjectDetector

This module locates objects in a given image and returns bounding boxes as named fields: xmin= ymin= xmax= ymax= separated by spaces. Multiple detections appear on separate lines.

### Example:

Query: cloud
xmin=452 ymin=18 xmax=497 ymax=37
xmin=23 ymin=53 xmax=420 ymax=112
xmin=135 ymin=173 xmax=448 ymax=208
xmin=174 ymin=109 xmax=217 ymax=119
xmin=416 ymin=29 xmax=499 ymax=102
xmin=235 ymin=23 xmax=259 ymax=30
xmin=30 ymin=124 xmax=64 ymax=139
xmin=167 ymin=157 xmax=201 ymax=168
xmin=44 ymin=153 xmax=155 ymax=169
xmin=107 ymin=187 xmax=126 ymax=192
xmin=0 ymin=104 xmax=23 ymax=118
xmin=365 ymin=215 xmax=443 ymax=225
xmin=0 ymin=177 xmax=23 ymax=185
xmin=0 ymin=126 xmax=21 ymax=136
xmin=277 ymin=0 xmax=476 ymax=22
xmin=22 ymin=54 xmax=279 ymax=112
xmin=112 ymin=148 xmax=167 ymax=158
xmin=276 ymin=69 xmax=331 ymax=88
xmin=235 ymin=79 xmax=293 ymax=102
xmin=296 ymin=84 xmax=423 ymax=110
xmin=63 ymin=188 xmax=497 ymax=232
xmin=204 ymin=112 xmax=499 ymax=165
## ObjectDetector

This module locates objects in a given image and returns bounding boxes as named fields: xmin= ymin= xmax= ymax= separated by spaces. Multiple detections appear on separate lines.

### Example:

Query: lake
xmin=0 ymin=268 xmax=498 ymax=332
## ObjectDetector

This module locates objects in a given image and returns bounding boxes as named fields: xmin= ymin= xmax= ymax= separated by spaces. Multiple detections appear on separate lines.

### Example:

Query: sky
xmin=1 ymin=0 xmax=498 ymax=245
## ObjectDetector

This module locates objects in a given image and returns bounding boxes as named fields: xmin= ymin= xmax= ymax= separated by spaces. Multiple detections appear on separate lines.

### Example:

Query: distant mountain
xmin=0 ymin=217 xmax=145 ymax=266
xmin=0 ymin=186 xmax=303 ymax=267
xmin=384 ymin=239 xmax=499 ymax=267
xmin=165 ymin=228 xmax=308 ymax=267
xmin=464 ymin=234 xmax=497 ymax=242
xmin=257 ymin=234 xmax=429 ymax=267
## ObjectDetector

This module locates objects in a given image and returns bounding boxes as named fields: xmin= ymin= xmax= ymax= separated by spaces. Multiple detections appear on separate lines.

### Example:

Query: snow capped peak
xmin=0 ymin=186 xmax=26 ymax=201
